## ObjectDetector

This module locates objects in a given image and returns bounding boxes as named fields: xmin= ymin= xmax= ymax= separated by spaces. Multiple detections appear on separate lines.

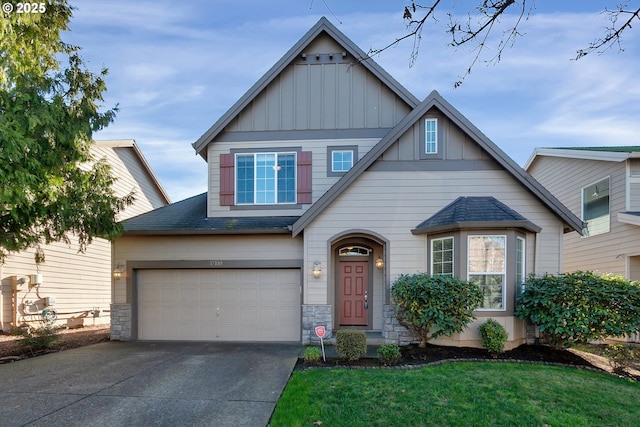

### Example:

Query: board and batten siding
xmin=529 ymin=155 xmax=636 ymax=275
xmin=224 ymin=34 xmax=411 ymax=133
xmin=113 ymin=235 xmax=303 ymax=304
xmin=302 ymin=169 xmax=565 ymax=307
xmin=207 ymin=138 xmax=380 ymax=216
xmin=0 ymin=143 xmax=168 ymax=330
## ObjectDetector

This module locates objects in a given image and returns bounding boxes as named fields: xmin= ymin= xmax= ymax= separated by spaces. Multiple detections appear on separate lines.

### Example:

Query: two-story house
xmin=1 ymin=140 xmax=170 ymax=331
xmin=526 ymin=147 xmax=640 ymax=280
xmin=111 ymin=18 xmax=583 ymax=348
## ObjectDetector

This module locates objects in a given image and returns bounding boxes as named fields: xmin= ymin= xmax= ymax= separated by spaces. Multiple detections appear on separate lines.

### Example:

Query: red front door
xmin=339 ymin=261 xmax=368 ymax=326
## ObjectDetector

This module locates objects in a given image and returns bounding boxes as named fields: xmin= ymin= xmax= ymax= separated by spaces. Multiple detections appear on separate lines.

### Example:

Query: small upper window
xmin=332 ymin=150 xmax=353 ymax=173
xmin=425 ymin=118 xmax=438 ymax=154
xmin=582 ymin=177 xmax=610 ymax=236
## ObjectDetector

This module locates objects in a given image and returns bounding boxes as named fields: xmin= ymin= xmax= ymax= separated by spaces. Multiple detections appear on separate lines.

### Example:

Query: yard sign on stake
xmin=315 ymin=325 xmax=326 ymax=361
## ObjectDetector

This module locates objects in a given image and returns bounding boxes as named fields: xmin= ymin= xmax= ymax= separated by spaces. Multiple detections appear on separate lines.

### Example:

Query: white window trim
xmin=430 ymin=236 xmax=454 ymax=276
xmin=331 ymin=150 xmax=354 ymax=173
xmin=234 ymin=152 xmax=298 ymax=205
xmin=467 ymin=235 xmax=507 ymax=312
xmin=581 ymin=175 xmax=611 ymax=237
xmin=516 ymin=236 xmax=526 ymax=285
xmin=425 ymin=118 xmax=438 ymax=154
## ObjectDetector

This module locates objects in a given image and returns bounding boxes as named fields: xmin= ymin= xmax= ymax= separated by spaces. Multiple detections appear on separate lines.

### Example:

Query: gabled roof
xmin=192 ymin=17 xmax=420 ymax=159
xmin=412 ymin=196 xmax=542 ymax=235
xmin=94 ymin=140 xmax=171 ymax=205
xmin=292 ymin=90 xmax=584 ymax=236
xmin=524 ymin=146 xmax=640 ymax=169
xmin=122 ymin=193 xmax=298 ymax=235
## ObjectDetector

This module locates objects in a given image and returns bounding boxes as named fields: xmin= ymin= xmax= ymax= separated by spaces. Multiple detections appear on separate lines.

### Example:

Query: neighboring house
xmin=0 ymin=140 xmax=170 ymax=331
xmin=112 ymin=18 xmax=583 ymax=348
xmin=526 ymin=147 xmax=640 ymax=280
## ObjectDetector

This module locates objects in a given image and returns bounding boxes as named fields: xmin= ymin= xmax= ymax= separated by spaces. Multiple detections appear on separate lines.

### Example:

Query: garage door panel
xmin=138 ymin=269 xmax=300 ymax=341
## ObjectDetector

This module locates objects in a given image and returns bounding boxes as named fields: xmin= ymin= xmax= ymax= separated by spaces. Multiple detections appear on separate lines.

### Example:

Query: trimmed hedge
xmin=336 ymin=329 xmax=367 ymax=361
xmin=515 ymin=271 xmax=640 ymax=348
xmin=391 ymin=274 xmax=483 ymax=347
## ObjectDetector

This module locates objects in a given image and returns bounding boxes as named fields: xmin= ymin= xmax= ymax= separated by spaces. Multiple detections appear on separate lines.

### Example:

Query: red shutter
xmin=219 ymin=153 xmax=234 ymax=206
xmin=297 ymin=151 xmax=312 ymax=204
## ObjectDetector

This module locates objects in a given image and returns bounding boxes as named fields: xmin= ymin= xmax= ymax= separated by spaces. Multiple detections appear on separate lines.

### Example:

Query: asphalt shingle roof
xmin=412 ymin=196 xmax=542 ymax=235
xmin=122 ymin=193 xmax=299 ymax=235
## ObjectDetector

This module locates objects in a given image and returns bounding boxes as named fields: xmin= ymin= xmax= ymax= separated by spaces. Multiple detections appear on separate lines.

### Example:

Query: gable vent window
xmin=425 ymin=118 xmax=438 ymax=154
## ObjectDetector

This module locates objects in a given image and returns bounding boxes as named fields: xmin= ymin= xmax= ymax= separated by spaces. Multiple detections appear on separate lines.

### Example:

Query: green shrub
xmin=604 ymin=344 xmax=639 ymax=372
xmin=377 ymin=343 xmax=402 ymax=366
xmin=11 ymin=325 xmax=60 ymax=349
xmin=515 ymin=271 xmax=640 ymax=349
xmin=391 ymin=274 xmax=483 ymax=347
xmin=479 ymin=319 xmax=509 ymax=354
xmin=304 ymin=346 xmax=322 ymax=364
xmin=336 ymin=329 xmax=367 ymax=361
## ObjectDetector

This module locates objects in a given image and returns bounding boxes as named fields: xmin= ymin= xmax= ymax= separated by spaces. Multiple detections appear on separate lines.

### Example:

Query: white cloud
xmin=69 ymin=1 xmax=640 ymax=196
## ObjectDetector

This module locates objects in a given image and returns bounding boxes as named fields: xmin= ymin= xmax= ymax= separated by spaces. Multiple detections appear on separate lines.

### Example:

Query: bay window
xmin=468 ymin=235 xmax=506 ymax=310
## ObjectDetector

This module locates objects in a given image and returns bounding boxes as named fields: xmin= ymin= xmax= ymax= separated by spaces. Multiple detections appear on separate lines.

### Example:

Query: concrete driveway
xmin=0 ymin=341 xmax=301 ymax=427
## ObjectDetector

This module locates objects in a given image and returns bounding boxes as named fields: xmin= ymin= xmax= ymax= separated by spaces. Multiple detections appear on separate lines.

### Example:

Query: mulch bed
xmin=297 ymin=343 xmax=633 ymax=377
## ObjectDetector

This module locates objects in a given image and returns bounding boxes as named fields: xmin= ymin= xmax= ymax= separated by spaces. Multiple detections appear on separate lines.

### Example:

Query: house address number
xmin=210 ymin=260 xmax=224 ymax=267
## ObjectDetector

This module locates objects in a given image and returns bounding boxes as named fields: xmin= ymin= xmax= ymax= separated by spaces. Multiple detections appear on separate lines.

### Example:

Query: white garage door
xmin=137 ymin=269 xmax=300 ymax=341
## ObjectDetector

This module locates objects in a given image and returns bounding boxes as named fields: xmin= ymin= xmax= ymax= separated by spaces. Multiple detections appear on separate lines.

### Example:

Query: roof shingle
xmin=412 ymin=196 xmax=542 ymax=234
xmin=122 ymin=193 xmax=298 ymax=235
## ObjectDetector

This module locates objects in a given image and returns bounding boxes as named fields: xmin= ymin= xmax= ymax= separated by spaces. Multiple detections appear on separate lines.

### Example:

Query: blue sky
xmin=64 ymin=1 xmax=640 ymax=202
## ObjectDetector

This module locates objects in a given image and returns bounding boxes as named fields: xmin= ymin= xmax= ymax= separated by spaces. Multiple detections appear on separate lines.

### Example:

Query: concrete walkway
xmin=0 ymin=341 xmax=301 ymax=427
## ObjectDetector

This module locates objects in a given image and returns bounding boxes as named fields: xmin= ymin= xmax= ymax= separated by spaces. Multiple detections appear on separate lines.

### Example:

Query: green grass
xmin=270 ymin=362 xmax=640 ymax=427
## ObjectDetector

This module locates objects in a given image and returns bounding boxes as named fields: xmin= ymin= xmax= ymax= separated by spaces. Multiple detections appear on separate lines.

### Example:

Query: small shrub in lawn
xmin=479 ymin=319 xmax=509 ymax=354
xmin=336 ymin=329 xmax=367 ymax=361
xmin=377 ymin=343 xmax=402 ymax=366
xmin=304 ymin=346 xmax=322 ymax=364
xmin=11 ymin=325 xmax=60 ymax=349
xmin=604 ymin=344 xmax=639 ymax=372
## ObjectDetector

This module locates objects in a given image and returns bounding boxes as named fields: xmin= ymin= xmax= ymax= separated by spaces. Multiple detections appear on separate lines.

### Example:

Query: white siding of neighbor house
xmin=529 ymin=155 xmax=639 ymax=277
xmin=207 ymin=138 xmax=380 ymax=216
xmin=113 ymin=235 xmax=303 ymax=304
xmin=0 ymin=143 xmax=168 ymax=330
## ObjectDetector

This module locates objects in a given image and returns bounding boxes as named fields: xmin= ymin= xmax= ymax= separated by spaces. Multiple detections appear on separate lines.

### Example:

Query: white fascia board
xmin=524 ymin=148 xmax=630 ymax=170
xmin=617 ymin=212 xmax=640 ymax=226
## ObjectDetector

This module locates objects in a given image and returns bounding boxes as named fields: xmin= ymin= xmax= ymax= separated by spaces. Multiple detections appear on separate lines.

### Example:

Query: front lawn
xmin=270 ymin=362 xmax=639 ymax=427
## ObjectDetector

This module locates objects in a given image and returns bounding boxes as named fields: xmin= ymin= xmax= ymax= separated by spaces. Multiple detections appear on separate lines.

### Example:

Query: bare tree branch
xmin=353 ymin=1 xmax=639 ymax=87
xmin=367 ymin=0 xmax=442 ymax=66
xmin=575 ymin=5 xmax=640 ymax=59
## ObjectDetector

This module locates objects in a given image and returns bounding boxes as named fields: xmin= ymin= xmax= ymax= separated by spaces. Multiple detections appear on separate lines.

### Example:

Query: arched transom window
xmin=338 ymin=246 xmax=371 ymax=256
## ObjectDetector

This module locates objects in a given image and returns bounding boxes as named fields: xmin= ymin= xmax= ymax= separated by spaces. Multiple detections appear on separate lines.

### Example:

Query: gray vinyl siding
xmin=0 ymin=145 xmax=167 ymax=330
xmin=224 ymin=35 xmax=410 ymax=134
xmin=529 ymin=155 xmax=638 ymax=276
xmin=303 ymin=169 xmax=564 ymax=306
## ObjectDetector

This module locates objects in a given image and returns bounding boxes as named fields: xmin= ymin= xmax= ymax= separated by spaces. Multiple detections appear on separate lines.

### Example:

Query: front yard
xmin=270 ymin=362 xmax=640 ymax=427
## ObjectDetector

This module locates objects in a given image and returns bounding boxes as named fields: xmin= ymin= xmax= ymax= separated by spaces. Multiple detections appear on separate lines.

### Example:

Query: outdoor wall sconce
xmin=312 ymin=261 xmax=322 ymax=279
xmin=113 ymin=264 xmax=124 ymax=280
xmin=375 ymin=256 xmax=384 ymax=270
